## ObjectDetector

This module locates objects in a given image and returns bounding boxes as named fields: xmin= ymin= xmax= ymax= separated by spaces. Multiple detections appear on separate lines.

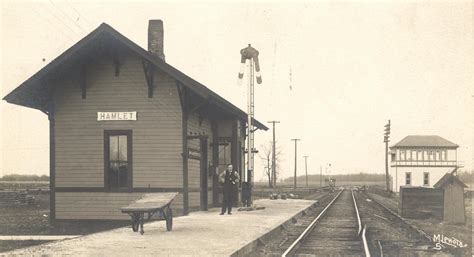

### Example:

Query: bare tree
xmin=259 ymin=141 xmax=283 ymax=188
xmin=259 ymin=144 xmax=273 ymax=188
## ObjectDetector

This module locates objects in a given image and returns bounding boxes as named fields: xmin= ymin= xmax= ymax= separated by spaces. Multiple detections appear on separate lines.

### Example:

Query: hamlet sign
xmin=97 ymin=112 xmax=137 ymax=121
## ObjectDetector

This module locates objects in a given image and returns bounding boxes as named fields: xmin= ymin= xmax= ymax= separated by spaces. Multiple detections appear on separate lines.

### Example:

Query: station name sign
xmin=97 ymin=112 xmax=137 ymax=121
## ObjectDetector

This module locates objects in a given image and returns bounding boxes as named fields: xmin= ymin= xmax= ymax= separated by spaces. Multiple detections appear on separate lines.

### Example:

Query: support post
xmin=48 ymin=104 xmax=56 ymax=223
xmin=177 ymin=83 xmax=189 ymax=215
xmin=231 ymin=119 xmax=240 ymax=205
xmin=211 ymin=120 xmax=219 ymax=207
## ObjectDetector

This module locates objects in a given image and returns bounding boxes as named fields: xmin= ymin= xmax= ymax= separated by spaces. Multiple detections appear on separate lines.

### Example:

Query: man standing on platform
xmin=219 ymin=164 xmax=240 ymax=215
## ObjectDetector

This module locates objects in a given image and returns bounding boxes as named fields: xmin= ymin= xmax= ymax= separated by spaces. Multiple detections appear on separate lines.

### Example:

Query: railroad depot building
xmin=390 ymin=135 xmax=460 ymax=193
xmin=3 ymin=20 xmax=267 ymax=220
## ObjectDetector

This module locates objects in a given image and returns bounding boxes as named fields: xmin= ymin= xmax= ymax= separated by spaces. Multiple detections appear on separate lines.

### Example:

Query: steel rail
xmin=362 ymin=224 xmax=371 ymax=257
xmin=353 ymin=190 xmax=371 ymax=257
xmin=281 ymin=189 xmax=344 ymax=257
xmin=377 ymin=240 xmax=384 ymax=257
xmin=363 ymin=192 xmax=431 ymax=242
xmin=351 ymin=190 xmax=362 ymax=235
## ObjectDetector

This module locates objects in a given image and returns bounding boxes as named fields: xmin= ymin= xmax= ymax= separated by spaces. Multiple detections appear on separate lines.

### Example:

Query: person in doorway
xmin=219 ymin=164 xmax=240 ymax=215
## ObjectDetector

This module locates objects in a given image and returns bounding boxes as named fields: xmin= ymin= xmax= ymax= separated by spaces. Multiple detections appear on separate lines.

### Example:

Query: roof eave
xmin=3 ymin=23 xmax=269 ymax=130
xmin=390 ymin=145 xmax=459 ymax=149
xmin=102 ymin=24 xmax=268 ymax=130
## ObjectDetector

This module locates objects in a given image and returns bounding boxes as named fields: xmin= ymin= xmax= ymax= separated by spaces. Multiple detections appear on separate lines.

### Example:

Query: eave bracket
xmin=142 ymin=60 xmax=155 ymax=98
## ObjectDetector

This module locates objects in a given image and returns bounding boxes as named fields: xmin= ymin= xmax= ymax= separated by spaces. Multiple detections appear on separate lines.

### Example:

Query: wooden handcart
xmin=121 ymin=192 xmax=178 ymax=235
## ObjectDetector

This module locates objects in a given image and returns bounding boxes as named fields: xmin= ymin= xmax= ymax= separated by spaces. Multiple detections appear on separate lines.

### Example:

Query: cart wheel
xmin=139 ymin=213 xmax=145 ymax=235
xmin=131 ymin=214 xmax=139 ymax=232
xmin=132 ymin=220 xmax=139 ymax=232
xmin=166 ymin=208 xmax=173 ymax=231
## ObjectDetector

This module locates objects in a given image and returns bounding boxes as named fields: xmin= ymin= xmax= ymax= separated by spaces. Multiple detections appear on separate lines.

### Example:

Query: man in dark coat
xmin=219 ymin=164 xmax=240 ymax=215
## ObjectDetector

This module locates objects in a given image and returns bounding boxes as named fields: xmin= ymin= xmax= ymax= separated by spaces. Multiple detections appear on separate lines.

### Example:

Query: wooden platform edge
xmin=230 ymin=201 xmax=319 ymax=257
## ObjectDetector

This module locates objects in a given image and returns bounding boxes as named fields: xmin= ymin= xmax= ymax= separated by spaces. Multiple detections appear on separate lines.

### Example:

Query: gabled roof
xmin=3 ymin=23 xmax=268 ymax=130
xmin=433 ymin=168 xmax=467 ymax=188
xmin=391 ymin=135 xmax=458 ymax=149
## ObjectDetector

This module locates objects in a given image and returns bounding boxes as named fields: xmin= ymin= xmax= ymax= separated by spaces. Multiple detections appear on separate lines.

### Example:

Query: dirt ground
xmin=408 ymin=198 xmax=472 ymax=257
xmin=368 ymin=186 xmax=472 ymax=257
xmin=0 ymin=193 xmax=127 ymax=253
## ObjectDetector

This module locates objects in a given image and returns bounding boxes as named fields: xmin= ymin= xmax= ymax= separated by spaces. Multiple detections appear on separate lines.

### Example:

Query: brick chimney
xmin=148 ymin=20 xmax=165 ymax=61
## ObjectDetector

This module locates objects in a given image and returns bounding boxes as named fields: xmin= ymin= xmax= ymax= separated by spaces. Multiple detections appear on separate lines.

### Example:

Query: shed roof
xmin=391 ymin=135 xmax=458 ymax=149
xmin=433 ymin=169 xmax=467 ymax=188
xmin=2 ymin=23 xmax=268 ymax=130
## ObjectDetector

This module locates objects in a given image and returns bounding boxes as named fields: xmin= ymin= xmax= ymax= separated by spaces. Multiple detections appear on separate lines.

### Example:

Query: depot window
xmin=405 ymin=172 xmax=411 ymax=186
xmin=104 ymin=130 xmax=132 ymax=191
xmin=423 ymin=172 xmax=429 ymax=186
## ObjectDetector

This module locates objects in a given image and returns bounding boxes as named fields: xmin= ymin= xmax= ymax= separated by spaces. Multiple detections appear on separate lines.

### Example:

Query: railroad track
xmin=282 ymin=189 xmax=370 ymax=257
xmin=354 ymin=191 xmax=433 ymax=256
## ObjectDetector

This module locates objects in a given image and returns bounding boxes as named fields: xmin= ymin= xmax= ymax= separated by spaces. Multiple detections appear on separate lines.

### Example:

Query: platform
xmin=2 ymin=199 xmax=316 ymax=256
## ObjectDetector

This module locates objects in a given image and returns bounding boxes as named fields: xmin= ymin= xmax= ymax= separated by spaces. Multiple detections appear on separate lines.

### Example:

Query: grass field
xmin=0 ymin=181 xmax=49 ymax=191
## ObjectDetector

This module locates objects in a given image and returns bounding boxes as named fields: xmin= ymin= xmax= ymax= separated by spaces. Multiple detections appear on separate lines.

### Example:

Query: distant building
xmin=390 ymin=135 xmax=460 ymax=192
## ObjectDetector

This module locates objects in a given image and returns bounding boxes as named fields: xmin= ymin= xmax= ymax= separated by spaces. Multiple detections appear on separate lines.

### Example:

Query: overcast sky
xmin=1 ymin=1 xmax=473 ymax=182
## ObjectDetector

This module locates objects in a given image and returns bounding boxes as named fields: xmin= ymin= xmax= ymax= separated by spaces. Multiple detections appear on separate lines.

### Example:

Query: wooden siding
xmin=188 ymin=159 xmax=200 ymax=188
xmin=53 ymin=51 xmax=187 ymax=219
xmin=188 ymin=192 xmax=200 ymax=209
xmin=208 ymin=190 xmax=213 ymax=206
xmin=56 ymin=192 xmax=184 ymax=220
xmin=50 ymin=50 xmax=239 ymax=218
xmin=53 ymin=51 xmax=183 ymax=189
xmin=391 ymin=167 xmax=452 ymax=192
xmin=443 ymin=183 xmax=466 ymax=223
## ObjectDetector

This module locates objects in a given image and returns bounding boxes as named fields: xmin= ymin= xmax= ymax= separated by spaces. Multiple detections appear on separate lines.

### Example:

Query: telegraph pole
xmin=384 ymin=120 xmax=391 ymax=192
xmin=303 ymin=156 xmax=309 ymax=187
xmin=291 ymin=138 xmax=300 ymax=190
xmin=268 ymin=121 xmax=280 ymax=188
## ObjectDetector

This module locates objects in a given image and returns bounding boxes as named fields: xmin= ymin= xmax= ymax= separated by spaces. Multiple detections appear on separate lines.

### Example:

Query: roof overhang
xmin=3 ymin=23 xmax=268 ymax=131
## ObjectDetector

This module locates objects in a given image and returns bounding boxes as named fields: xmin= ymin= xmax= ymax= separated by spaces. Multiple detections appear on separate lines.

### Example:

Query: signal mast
xmin=238 ymin=44 xmax=262 ymax=206
xmin=384 ymin=120 xmax=391 ymax=192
